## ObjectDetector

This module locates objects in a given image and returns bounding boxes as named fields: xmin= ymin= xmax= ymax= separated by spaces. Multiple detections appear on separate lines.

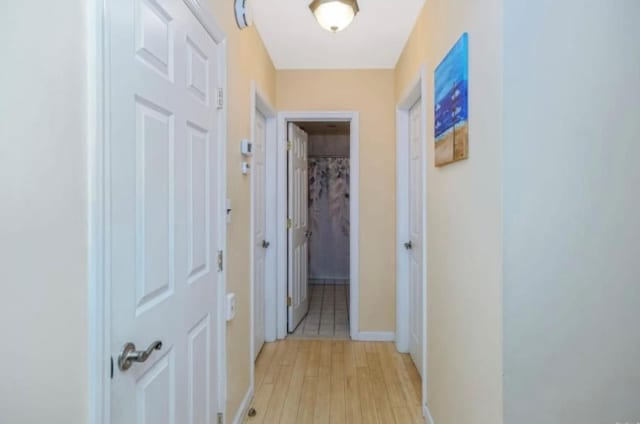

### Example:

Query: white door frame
xmin=87 ymin=1 xmax=228 ymax=423
xmin=272 ymin=111 xmax=360 ymax=340
xmin=396 ymin=66 xmax=428 ymax=415
xmin=250 ymin=81 xmax=277 ymax=389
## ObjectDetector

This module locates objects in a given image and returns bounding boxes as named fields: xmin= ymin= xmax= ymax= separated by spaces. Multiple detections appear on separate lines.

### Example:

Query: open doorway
xmin=267 ymin=111 xmax=359 ymax=343
xmin=288 ymin=121 xmax=351 ymax=339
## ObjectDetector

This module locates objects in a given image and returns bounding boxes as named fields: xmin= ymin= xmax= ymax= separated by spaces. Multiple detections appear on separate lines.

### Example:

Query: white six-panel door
xmin=287 ymin=123 xmax=309 ymax=332
xmin=408 ymin=99 xmax=424 ymax=377
xmin=253 ymin=110 xmax=268 ymax=358
xmin=108 ymin=0 xmax=221 ymax=422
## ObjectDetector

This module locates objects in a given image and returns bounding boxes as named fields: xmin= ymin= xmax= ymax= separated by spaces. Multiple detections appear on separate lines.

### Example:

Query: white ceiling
xmin=251 ymin=0 xmax=425 ymax=69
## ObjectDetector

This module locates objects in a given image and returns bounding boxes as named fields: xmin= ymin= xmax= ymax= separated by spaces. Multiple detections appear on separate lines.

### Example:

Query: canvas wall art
xmin=434 ymin=33 xmax=469 ymax=166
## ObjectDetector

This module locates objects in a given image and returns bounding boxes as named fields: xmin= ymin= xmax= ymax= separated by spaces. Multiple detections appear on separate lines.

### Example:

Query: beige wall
xmin=206 ymin=3 xmax=277 ymax=422
xmin=0 ymin=2 xmax=88 ymax=422
xmin=395 ymin=1 xmax=503 ymax=422
xmin=277 ymin=70 xmax=397 ymax=332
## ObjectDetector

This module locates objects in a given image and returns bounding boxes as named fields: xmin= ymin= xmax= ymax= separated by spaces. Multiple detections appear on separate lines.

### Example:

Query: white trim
xmin=249 ymin=81 xmax=277 ymax=400
xmin=216 ymin=39 xmax=229 ymax=421
xmin=87 ymin=0 xmax=108 ymax=421
xmin=89 ymin=2 xmax=228 ymax=423
xmin=274 ymin=111 xmax=359 ymax=339
xmin=396 ymin=65 xmax=429 ymax=413
xmin=182 ymin=0 xmax=225 ymax=42
xmin=424 ymin=404 xmax=434 ymax=424
xmin=352 ymin=331 xmax=395 ymax=342
xmin=231 ymin=387 xmax=254 ymax=424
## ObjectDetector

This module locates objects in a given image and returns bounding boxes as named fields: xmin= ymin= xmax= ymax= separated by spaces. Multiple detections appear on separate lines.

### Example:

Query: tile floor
xmin=290 ymin=280 xmax=350 ymax=339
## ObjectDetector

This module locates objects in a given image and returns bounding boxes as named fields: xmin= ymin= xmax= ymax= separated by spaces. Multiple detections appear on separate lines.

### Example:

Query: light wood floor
xmin=245 ymin=339 xmax=423 ymax=424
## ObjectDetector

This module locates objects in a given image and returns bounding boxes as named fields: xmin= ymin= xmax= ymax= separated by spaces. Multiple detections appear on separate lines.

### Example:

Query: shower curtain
xmin=308 ymin=157 xmax=350 ymax=280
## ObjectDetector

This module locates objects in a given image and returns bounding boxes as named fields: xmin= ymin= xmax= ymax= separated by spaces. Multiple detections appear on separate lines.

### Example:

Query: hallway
xmin=246 ymin=339 xmax=423 ymax=424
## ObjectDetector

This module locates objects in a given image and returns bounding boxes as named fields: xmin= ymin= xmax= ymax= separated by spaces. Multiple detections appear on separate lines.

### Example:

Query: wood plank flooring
xmin=245 ymin=339 xmax=423 ymax=424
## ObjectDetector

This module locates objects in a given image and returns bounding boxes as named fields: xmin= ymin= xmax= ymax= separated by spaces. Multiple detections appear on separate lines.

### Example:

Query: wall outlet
xmin=226 ymin=293 xmax=236 ymax=321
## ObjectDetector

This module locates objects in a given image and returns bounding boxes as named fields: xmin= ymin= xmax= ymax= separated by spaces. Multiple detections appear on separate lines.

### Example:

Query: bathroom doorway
xmin=289 ymin=121 xmax=351 ymax=339
xmin=269 ymin=111 xmax=360 ymax=342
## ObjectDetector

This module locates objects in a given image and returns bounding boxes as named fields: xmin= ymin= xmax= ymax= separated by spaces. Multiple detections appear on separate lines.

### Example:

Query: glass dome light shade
xmin=309 ymin=0 xmax=360 ymax=33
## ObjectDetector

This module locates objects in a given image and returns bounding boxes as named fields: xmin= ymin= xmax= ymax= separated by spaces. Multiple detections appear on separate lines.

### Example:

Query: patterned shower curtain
xmin=308 ymin=158 xmax=350 ymax=280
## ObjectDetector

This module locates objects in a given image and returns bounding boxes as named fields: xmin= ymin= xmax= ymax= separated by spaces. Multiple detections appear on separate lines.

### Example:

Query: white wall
xmin=503 ymin=1 xmax=640 ymax=422
xmin=0 ymin=2 xmax=88 ymax=422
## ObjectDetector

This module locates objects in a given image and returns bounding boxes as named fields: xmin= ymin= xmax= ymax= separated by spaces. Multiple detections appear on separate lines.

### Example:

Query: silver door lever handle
xmin=118 ymin=340 xmax=162 ymax=371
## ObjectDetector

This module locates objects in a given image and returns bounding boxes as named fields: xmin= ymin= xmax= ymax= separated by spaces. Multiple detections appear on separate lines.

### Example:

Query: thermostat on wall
xmin=241 ymin=139 xmax=253 ymax=157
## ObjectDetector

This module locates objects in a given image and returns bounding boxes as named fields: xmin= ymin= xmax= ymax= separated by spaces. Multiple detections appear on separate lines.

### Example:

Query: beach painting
xmin=434 ymin=33 xmax=469 ymax=166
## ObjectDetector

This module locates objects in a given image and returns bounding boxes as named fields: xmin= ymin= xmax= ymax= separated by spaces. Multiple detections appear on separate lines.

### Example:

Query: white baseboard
xmin=424 ymin=404 xmax=434 ymax=424
xmin=353 ymin=331 xmax=395 ymax=342
xmin=231 ymin=386 xmax=253 ymax=424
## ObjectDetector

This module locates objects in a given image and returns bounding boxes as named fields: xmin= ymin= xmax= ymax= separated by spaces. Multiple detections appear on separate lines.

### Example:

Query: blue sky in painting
xmin=434 ymin=33 xmax=469 ymax=139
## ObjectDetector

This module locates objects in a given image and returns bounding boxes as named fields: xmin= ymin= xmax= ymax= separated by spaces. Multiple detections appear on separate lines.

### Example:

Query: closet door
xmin=253 ymin=110 xmax=267 ymax=358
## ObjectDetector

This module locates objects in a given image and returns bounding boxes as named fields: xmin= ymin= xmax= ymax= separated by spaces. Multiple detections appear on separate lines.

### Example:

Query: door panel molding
xmin=88 ymin=1 xmax=227 ymax=422
xmin=396 ymin=65 xmax=428 ymax=412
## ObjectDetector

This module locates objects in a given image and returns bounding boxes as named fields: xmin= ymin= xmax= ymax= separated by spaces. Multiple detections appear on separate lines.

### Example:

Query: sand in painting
xmin=435 ymin=121 xmax=468 ymax=166
xmin=435 ymin=131 xmax=454 ymax=166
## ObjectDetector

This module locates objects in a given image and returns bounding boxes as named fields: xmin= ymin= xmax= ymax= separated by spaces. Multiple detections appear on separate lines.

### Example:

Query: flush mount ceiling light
xmin=309 ymin=0 xmax=360 ymax=33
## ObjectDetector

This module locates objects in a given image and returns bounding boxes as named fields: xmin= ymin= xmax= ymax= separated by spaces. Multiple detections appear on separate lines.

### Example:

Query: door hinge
xmin=217 ymin=412 xmax=223 ymax=424
xmin=287 ymin=218 xmax=293 ymax=229
xmin=286 ymin=141 xmax=292 ymax=151
xmin=217 ymin=250 xmax=224 ymax=272
xmin=287 ymin=296 xmax=292 ymax=306
xmin=217 ymin=88 xmax=224 ymax=109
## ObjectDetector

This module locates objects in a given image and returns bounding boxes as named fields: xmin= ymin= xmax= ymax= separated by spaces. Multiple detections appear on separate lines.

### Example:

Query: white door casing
xmin=108 ymin=0 xmax=221 ymax=422
xmin=253 ymin=110 xmax=267 ymax=359
xmin=274 ymin=112 xmax=359 ymax=341
xmin=408 ymin=99 xmax=424 ymax=377
xmin=287 ymin=123 xmax=309 ymax=332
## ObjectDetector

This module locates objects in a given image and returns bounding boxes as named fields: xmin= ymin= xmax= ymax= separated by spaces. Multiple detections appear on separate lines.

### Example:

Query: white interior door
xmin=287 ymin=123 xmax=309 ymax=332
xmin=408 ymin=99 xmax=424 ymax=377
xmin=253 ymin=110 xmax=267 ymax=359
xmin=108 ymin=0 xmax=221 ymax=422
